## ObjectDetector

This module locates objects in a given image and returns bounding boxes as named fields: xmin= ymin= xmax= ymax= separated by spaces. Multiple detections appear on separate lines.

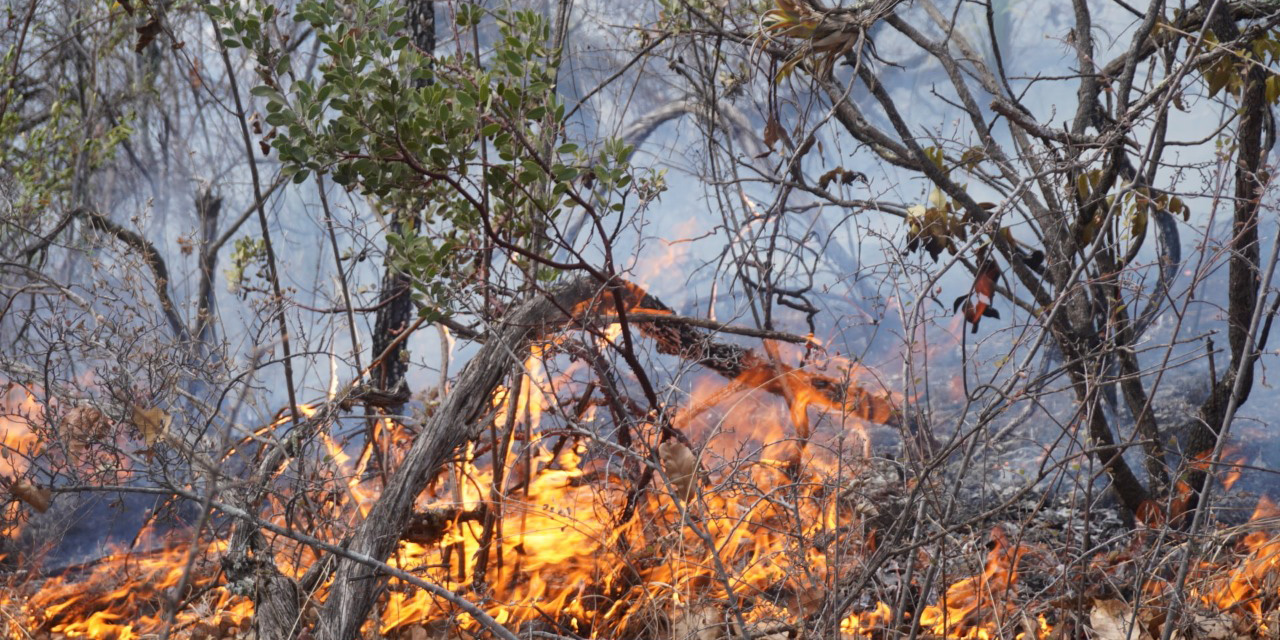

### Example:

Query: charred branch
xmin=1179 ymin=12 xmax=1274 ymax=519
xmin=401 ymin=506 xmax=486 ymax=546
xmin=308 ymin=276 xmax=905 ymax=638
xmin=194 ymin=188 xmax=222 ymax=351
xmin=21 ymin=205 xmax=192 ymax=345
xmin=314 ymin=278 xmax=609 ymax=640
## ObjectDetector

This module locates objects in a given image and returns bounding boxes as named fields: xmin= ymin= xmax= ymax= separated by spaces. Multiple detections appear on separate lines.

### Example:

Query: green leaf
xmin=553 ymin=165 xmax=578 ymax=182
xmin=250 ymin=85 xmax=284 ymax=100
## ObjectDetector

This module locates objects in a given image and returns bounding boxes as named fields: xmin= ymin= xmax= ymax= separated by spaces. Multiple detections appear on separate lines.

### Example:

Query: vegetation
xmin=1 ymin=0 xmax=1279 ymax=637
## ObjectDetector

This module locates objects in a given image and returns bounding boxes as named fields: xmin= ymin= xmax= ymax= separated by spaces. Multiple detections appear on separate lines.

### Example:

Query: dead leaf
xmin=1184 ymin=613 xmax=1233 ymax=640
xmin=188 ymin=59 xmax=202 ymax=89
xmin=11 ymin=481 xmax=52 ymax=513
xmin=659 ymin=440 xmax=698 ymax=502
xmin=927 ymin=187 xmax=948 ymax=210
xmin=1090 ymin=599 xmax=1131 ymax=640
xmin=960 ymin=146 xmax=986 ymax=171
xmin=61 ymin=405 xmax=109 ymax=455
xmin=817 ymin=167 xmax=866 ymax=190
xmin=952 ymin=249 xmax=1002 ymax=334
xmin=1091 ymin=598 xmax=1162 ymax=640
xmin=131 ymin=405 xmax=170 ymax=447
xmin=1167 ymin=612 xmax=1234 ymax=640
xmin=670 ymin=605 xmax=724 ymax=640
xmin=762 ymin=115 xmax=791 ymax=152
xmin=135 ymin=17 xmax=162 ymax=53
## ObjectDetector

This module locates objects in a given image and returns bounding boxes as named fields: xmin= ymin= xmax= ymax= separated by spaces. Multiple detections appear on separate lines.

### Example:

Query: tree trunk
xmin=371 ymin=0 xmax=433 ymax=398
xmin=1178 ymin=32 xmax=1270 ymax=519
xmin=315 ymin=277 xmax=606 ymax=640
xmin=314 ymin=275 xmax=909 ymax=638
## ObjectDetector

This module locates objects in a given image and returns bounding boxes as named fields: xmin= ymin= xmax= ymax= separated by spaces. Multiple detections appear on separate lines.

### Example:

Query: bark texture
xmin=1178 ymin=19 xmax=1271 ymax=518
xmin=371 ymin=0 xmax=433 ymax=397
xmin=316 ymin=277 xmax=608 ymax=640
xmin=315 ymin=277 xmax=904 ymax=638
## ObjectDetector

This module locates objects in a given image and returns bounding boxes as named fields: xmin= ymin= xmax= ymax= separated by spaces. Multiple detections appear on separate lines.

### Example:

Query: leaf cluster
xmin=214 ymin=0 xmax=644 ymax=316
xmin=1196 ymin=27 xmax=1280 ymax=102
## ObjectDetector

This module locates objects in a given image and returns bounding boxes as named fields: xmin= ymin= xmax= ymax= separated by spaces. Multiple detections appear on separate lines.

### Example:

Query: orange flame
xmin=9 ymin=349 xmax=1280 ymax=640
xmin=917 ymin=527 xmax=1034 ymax=639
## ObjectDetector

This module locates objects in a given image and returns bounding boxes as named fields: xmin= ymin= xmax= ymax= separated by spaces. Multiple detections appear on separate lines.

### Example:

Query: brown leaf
xmin=670 ymin=606 xmax=724 ymax=640
xmin=1183 ymin=614 xmax=1233 ymax=640
xmin=1091 ymin=598 xmax=1161 ymax=640
xmin=135 ymin=17 xmax=162 ymax=53
xmin=1089 ymin=599 xmax=1131 ymax=640
xmin=658 ymin=440 xmax=698 ymax=502
xmin=11 ymin=481 xmax=52 ymax=513
xmin=960 ymin=146 xmax=986 ymax=171
xmin=61 ymin=405 xmax=109 ymax=455
xmin=762 ymin=115 xmax=791 ymax=152
xmin=818 ymin=168 xmax=840 ymax=190
xmin=952 ymin=249 xmax=1002 ymax=334
xmin=188 ymin=59 xmax=202 ymax=89
xmin=132 ymin=405 xmax=170 ymax=447
xmin=817 ymin=167 xmax=865 ymax=190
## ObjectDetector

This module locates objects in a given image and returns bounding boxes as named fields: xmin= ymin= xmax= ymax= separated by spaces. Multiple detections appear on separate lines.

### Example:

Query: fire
xmin=917 ymin=528 xmax=1036 ymax=639
xmin=1 ymin=388 xmax=43 ymax=540
xmin=1197 ymin=495 xmax=1280 ymax=631
xmin=6 ymin=354 xmax=1280 ymax=639
xmin=1221 ymin=445 xmax=1250 ymax=492
xmin=0 ymin=389 xmax=42 ymax=480
xmin=344 ymin=356 xmax=917 ymax=638
xmin=4 ymin=533 xmax=253 ymax=639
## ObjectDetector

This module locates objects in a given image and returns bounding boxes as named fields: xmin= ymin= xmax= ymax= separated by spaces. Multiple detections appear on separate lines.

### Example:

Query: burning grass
xmin=3 ymin=365 xmax=1280 ymax=639
xmin=4 ymin=537 xmax=252 ymax=639
xmin=3 ymin=455 xmax=1280 ymax=638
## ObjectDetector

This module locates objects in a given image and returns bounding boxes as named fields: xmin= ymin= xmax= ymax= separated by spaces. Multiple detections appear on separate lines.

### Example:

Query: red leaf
xmin=954 ymin=251 xmax=1002 ymax=334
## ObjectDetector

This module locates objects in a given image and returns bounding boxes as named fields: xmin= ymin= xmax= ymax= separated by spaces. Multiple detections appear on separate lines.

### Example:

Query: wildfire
xmin=4 ymin=533 xmax=254 ymax=639
xmin=4 ymin=360 xmax=1280 ymax=639
xmin=0 ymin=391 xmax=40 ymax=480
xmin=1198 ymin=496 xmax=1280 ymax=631
xmin=0 ymin=389 xmax=41 ymax=540
xmin=916 ymin=528 xmax=1037 ymax=639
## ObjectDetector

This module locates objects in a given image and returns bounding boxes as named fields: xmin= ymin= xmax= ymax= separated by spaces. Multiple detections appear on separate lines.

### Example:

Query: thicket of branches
xmin=2 ymin=0 xmax=1280 ymax=637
